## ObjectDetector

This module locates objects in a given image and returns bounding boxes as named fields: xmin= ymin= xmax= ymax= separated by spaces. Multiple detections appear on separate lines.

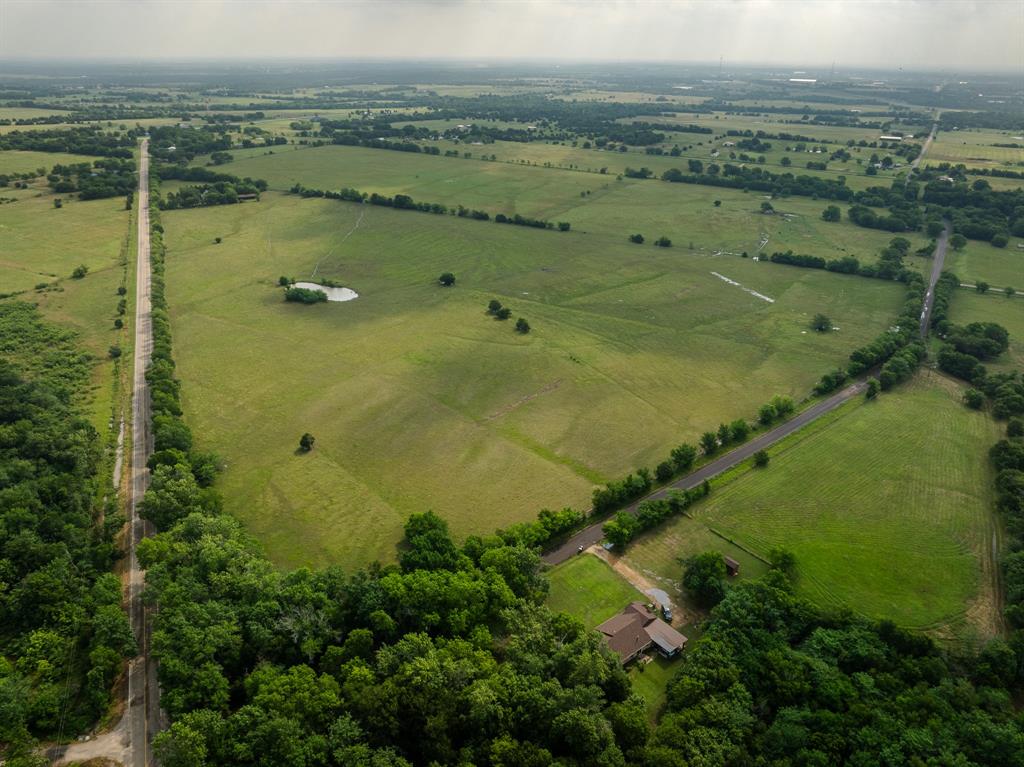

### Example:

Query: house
xmin=595 ymin=602 xmax=687 ymax=664
xmin=879 ymin=135 xmax=904 ymax=142
xmin=724 ymin=556 xmax=740 ymax=577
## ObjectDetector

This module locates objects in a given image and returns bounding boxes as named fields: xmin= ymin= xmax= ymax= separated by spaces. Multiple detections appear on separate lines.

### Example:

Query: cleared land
xmin=926 ymin=128 xmax=1024 ymax=172
xmin=0 ymin=149 xmax=99 ymax=175
xmin=209 ymin=144 xmax=932 ymax=258
xmin=546 ymin=554 xmax=647 ymax=629
xmin=624 ymin=372 xmax=1002 ymax=640
xmin=949 ymin=290 xmax=1024 ymax=371
xmin=946 ymin=239 xmax=1024 ymax=290
xmin=161 ymin=191 xmax=902 ymax=571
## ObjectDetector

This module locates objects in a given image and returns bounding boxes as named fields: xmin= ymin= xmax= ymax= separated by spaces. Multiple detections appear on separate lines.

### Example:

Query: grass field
xmin=927 ymin=129 xmax=1024 ymax=172
xmin=946 ymin=239 xmax=1024 ymax=289
xmin=209 ymin=144 xmax=931 ymax=259
xmin=0 ymin=185 xmax=130 ymax=432
xmin=624 ymin=372 xmax=1002 ymax=640
xmin=949 ymin=290 xmax=1024 ymax=370
xmin=546 ymin=555 xmax=647 ymax=628
xmin=161 ymin=191 xmax=902 ymax=571
xmin=0 ymin=149 xmax=100 ymax=175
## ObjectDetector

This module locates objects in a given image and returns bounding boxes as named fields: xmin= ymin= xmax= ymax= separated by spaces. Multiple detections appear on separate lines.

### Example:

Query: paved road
xmin=543 ymin=380 xmax=866 ymax=566
xmin=126 ymin=139 xmax=160 ymax=767
xmin=909 ymin=120 xmax=938 ymax=176
xmin=919 ymin=223 xmax=951 ymax=339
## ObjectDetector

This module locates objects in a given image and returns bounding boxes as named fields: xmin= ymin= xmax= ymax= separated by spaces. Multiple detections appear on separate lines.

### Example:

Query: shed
xmin=724 ymin=556 xmax=740 ymax=577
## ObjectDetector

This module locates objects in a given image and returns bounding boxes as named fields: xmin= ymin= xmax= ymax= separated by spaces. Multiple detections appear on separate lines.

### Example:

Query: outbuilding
xmin=724 ymin=556 xmax=740 ymax=577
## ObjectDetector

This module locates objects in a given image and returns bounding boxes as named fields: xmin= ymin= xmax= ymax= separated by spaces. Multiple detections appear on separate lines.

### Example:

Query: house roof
xmin=596 ymin=602 xmax=688 ymax=662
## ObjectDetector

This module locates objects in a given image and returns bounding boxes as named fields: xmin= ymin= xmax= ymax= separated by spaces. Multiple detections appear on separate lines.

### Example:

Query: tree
xmin=821 ymin=205 xmax=841 ymax=222
xmin=729 ymin=419 xmax=750 ymax=442
xmin=515 ymin=318 xmax=530 ymax=334
xmin=700 ymin=431 xmax=718 ymax=455
xmin=495 ymin=307 xmax=512 ymax=320
xmin=717 ymin=423 xmax=731 ymax=446
xmin=753 ymin=449 xmax=769 ymax=467
xmin=108 ymin=345 xmax=122 ymax=359
xmin=72 ymin=264 xmax=88 ymax=279
xmin=811 ymin=313 xmax=831 ymax=332
xmin=682 ymin=552 xmax=728 ymax=608
xmin=950 ymin=233 xmax=967 ymax=250
xmin=926 ymin=220 xmax=944 ymax=238
xmin=866 ymin=377 xmax=880 ymax=399
xmin=654 ymin=236 xmax=672 ymax=247
xmin=438 ymin=272 xmax=456 ymax=287
xmin=53 ymin=197 xmax=62 ymax=208
xmin=214 ymin=237 xmax=222 ymax=244
xmin=628 ymin=233 xmax=644 ymax=244
xmin=780 ymin=155 xmax=792 ymax=166
xmin=655 ymin=461 xmax=674 ymax=482
xmin=758 ymin=403 xmax=776 ymax=425
xmin=278 ymin=275 xmax=291 ymax=286
xmin=992 ymin=233 xmax=1009 ymax=248
xmin=670 ymin=443 xmax=697 ymax=472
xmin=767 ymin=547 xmax=796 ymax=577
xmin=964 ymin=388 xmax=985 ymax=409
xmin=976 ymin=281 xmax=990 ymax=294
xmin=760 ymin=201 xmax=774 ymax=214
xmin=299 ymin=433 xmax=315 ymax=452
xmin=1006 ymin=286 xmax=1017 ymax=298
xmin=487 ymin=299 xmax=503 ymax=315
xmin=713 ymin=200 xmax=721 ymax=207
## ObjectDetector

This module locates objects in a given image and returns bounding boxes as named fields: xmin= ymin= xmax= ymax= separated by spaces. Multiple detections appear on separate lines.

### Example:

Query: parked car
xmin=661 ymin=604 xmax=673 ymax=622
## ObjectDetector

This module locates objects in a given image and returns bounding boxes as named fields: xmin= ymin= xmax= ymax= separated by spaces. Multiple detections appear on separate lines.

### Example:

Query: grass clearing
xmin=0 ymin=149 xmax=99 ymax=175
xmin=546 ymin=554 xmax=647 ymax=629
xmin=948 ymin=290 xmax=1024 ymax=370
xmin=161 ymin=191 xmax=902 ymax=571
xmin=946 ymin=239 xmax=1024 ymax=289
xmin=626 ymin=372 xmax=1001 ymax=639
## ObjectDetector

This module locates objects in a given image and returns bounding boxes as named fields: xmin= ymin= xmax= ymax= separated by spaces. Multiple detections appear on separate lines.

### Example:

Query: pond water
xmin=294 ymin=281 xmax=359 ymax=302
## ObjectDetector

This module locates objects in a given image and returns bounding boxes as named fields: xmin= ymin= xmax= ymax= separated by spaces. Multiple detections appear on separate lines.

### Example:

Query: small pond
xmin=294 ymin=281 xmax=359 ymax=302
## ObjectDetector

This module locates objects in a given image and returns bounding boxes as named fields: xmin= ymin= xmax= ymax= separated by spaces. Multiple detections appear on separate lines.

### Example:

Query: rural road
xmin=919 ymin=223 xmax=951 ymax=339
xmin=909 ymin=120 xmax=938 ymax=175
xmin=543 ymin=380 xmax=866 ymax=566
xmin=126 ymin=138 xmax=160 ymax=767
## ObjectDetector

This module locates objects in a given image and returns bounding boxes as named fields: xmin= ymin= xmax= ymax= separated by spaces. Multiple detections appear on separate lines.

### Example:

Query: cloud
xmin=0 ymin=0 xmax=1020 ymax=70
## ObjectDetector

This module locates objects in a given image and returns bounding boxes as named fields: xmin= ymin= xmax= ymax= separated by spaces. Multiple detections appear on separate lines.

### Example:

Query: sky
xmin=1 ymin=0 xmax=1021 ymax=71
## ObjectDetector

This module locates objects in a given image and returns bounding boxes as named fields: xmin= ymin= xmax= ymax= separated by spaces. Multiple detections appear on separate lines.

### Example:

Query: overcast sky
xmin=1 ymin=0 xmax=1021 ymax=71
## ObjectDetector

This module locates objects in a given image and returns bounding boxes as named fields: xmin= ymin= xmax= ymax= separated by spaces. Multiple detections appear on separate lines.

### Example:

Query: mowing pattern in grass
xmin=632 ymin=373 xmax=1001 ymax=637
xmin=946 ymin=238 xmax=1024 ymax=290
xmin=161 ymin=192 xmax=904 ymax=571
xmin=546 ymin=554 xmax=648 ymax=629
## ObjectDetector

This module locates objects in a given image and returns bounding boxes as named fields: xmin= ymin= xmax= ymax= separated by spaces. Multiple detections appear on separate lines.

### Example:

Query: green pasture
xmin=0 ymin=106 xmax=72 ymax=120
xmin=546 ymin=555 xmax=647 ymax=629
xmin=626 ymin=373 xmax=1001 ymax=639
xmin=161 ymin=191 xmax=901 ymax=571
xmin=0 ymin=149 xmax=98 ymax=175
xmin=0 ymin=188 xmax=129 ymax=432
xmin=948 ymin=290 xmax=1024 ymax=371
xmin=208 ymin=144 xmax=930 ymax=259
xmin=927 ymin=128 xmax=1024 ymax=171
xmin=946 ymin=238 xmax=1024 ymax=289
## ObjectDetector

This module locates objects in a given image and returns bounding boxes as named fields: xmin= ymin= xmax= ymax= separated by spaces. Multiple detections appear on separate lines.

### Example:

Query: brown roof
xmin=596 ymin=602 xmax=687 ymax=662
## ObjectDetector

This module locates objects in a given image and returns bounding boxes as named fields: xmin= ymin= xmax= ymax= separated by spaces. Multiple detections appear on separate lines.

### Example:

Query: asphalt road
xmin=909 ymin=121 xmax=938 ymax=176
xmin=542 ymin=380 xmax=867 ymax=566
xmin=919 ymin=223 xmax=951 ymax=339
xmin=126 ymin=139 xmax=160 ymax=767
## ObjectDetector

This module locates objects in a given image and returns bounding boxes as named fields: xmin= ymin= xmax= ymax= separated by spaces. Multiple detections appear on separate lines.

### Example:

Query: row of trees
xmin=47 ymin=157 xmax=136 ymax=200
xmin=0 ymin=126 xmax=135 ymax=157
xmin=159 ymin=180 xmax=262 ymax=210
xmin=937 ymin=322 xmax=1024 ymax=420
xmin=603 ymin=483 xmax=710 ymax=548
xmin=0 ymin=302 xmax=135 ymax=759
xmin=288 ymin=183 xmax=568 ymax=231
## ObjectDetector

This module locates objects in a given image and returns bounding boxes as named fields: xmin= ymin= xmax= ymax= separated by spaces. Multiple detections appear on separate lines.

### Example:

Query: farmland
xmin=623 ymin=372 xmax=1003 ymax=640
xmin=946 ymin=238 xmax=1024 ymax=289
xmin=949 ymin=290 xmax=1024 ymax=370
xmin=160 ymin=189 xmax=902 ymax=571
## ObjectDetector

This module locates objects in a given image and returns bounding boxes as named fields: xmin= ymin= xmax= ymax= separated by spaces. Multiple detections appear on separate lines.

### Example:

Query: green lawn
xmin=625 ymin=372 xmax=1002 ymax=639
xmin=948 ymin=290 xmax=1024 ymax=371
xmin=546 ymin=554 xmax=647 ymax=629
xmin=161 ymin=191 xmax=902 ymax=571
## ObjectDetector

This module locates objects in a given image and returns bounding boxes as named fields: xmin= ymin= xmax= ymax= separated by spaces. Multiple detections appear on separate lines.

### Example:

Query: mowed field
xmin=949 ymin=291 xmax=1024 ymax=371
xmin=946 ymin=239 xmax=1024 ymax=290
xmin=0 ymin=149 xmax=100 ymax=175
xmin=926 ymin=128 xmax=1024 ymax=172
xmin=624 ymin=372 xmax=1002 ymax=639
xmin=209 ymin=144 xmax=933 ymax=259
xmin=161 ymin=191 xmax=902 ymax=571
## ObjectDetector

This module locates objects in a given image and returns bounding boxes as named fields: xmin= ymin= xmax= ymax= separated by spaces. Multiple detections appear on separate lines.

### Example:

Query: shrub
xmin=284 ymin=286 xmax=327 ymax=304
xmin=629 ymin=233 xmax=644 ymax=244
xmin=811 ymin=313 xmax=831 ymax=332
xmin=964 ymin=388 xmax=985 ymax=409
xmin=108 ymin=345 xmax=122 ymax=359
xmin=299 ymin=433 xmax=315 ymax=452
xmin=753 ymin=449 xmax=769 ymax=467
xmin=515 ymin=317 xmax=530 ymax=334
xmin=72 ymin=264 xmax=89 ymax=279
xmin=438 ymin=272 xmax=456 ymax=287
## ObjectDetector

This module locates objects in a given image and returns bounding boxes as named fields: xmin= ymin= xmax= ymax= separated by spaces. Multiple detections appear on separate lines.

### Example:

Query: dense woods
xmin=0 ymin=303 xmax=134 ymax=761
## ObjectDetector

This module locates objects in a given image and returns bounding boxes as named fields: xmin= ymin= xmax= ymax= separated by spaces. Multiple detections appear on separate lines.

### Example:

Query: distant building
xmin=595 ymin=602 xmax=687 ymax=664
xmin=724 ymin=556 xmax=740 ymax=577
xmin=879 ymin=135 xmax=904 ymax=141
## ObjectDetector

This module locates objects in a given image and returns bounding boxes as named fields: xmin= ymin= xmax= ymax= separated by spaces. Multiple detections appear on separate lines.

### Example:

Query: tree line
xmin=47 ymin=158 xmax=136 ymax=200
xmin=0 ymin=303 xmax=135 ymax=762
xmin=0 ymin=126 xmax=135 ymax=158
